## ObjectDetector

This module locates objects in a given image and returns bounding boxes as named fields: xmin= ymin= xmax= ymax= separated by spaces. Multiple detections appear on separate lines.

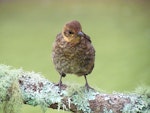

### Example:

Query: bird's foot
xmin=55 ymin=81 xmax=62 ymax=87
xmin=55 ymin=81 xmax=62 ymax=93
xmin=55 ymin=81 xmax=67 ymax=93
xmin=85 ymin=83 xmax=94 ymax=91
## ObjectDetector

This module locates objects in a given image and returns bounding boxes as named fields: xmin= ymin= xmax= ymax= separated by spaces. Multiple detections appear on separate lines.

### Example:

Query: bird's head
xmin=62 ymin=20 xmax=84 ymax=44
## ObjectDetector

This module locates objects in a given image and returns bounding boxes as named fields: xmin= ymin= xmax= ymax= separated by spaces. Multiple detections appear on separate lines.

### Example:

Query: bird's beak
xmin=77 ymin=31 xmax=84 ymax=37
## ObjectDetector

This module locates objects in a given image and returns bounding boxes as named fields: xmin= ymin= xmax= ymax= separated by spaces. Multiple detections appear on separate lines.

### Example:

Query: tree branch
xmin=0 ymin=64 xmax=150 ymax=113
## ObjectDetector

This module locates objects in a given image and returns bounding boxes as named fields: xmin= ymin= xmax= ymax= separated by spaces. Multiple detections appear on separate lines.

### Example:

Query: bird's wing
xmin=55 ymin=33 xmax=62 ymax=40
xmin=83 ymin=33 xmax=92 ymax=43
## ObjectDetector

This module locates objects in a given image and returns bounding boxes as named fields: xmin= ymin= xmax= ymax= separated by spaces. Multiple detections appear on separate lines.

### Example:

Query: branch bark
xmin=0 ymin=64 xmax=150 ymax=113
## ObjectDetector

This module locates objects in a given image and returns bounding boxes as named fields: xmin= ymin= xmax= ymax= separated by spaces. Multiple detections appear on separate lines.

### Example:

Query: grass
xmin=0 ymin=0 xmax=150 ymax=113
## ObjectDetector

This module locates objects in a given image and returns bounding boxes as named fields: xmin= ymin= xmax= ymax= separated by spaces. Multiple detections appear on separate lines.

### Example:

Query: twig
xmin=0 ymin=64 xmax=150 ymax=113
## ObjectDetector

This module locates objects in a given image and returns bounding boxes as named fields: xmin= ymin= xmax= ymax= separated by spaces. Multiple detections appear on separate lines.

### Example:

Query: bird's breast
xmin=52 ymin=38 xmax=95 ymax=75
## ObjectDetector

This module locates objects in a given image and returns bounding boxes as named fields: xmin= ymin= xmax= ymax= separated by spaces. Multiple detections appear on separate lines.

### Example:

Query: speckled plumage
xmin=52 ymin=20 xmax=95 ymax=91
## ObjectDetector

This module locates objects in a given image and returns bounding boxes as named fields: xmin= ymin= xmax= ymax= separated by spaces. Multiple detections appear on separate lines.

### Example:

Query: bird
xmin=52 ymin=20 xmax=95 ymax=91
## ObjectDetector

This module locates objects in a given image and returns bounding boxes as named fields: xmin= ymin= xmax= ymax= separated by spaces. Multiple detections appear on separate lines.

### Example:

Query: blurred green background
xmin=0 ymin=0 xmax=150 ymax=113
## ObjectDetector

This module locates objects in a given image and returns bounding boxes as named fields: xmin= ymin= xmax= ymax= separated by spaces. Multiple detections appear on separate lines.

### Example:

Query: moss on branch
xmin=0 ymin=64 xmax=150 ymax=113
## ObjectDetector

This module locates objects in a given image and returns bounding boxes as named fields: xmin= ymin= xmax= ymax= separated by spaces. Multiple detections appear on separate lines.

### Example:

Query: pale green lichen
xmin=122 ymin=86 xmax=150 ymax=113
xmin=19 ymin=71 xmax=63 ymax=113
xmin=3 ymin=79 xmax=23 ymax=113
xmin=103 ymin=107 xmax=113 ymax=113
xmin=134 ymin=85 xmax=150 ymax=98
xmin=1 ymin=64 xmax=150 ymax=113
xmin=0 ymin=65 xmax=23 ymax=113
xmin=0 ymin=64 xmax=64 ymax=113
xmin=67 ymin=85 xmax=99 ymax=113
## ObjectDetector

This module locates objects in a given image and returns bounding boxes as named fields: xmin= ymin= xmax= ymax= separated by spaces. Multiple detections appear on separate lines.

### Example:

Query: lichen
xmin=1 ymin=64 xmax=150 ymax=113
xmin=67 ymin=85 xmax=99 ymax=113
xmin=103 ymin=107 xmax=113 ymax=113
xmin=0 ymin=65 xmax=70 ymax=113
xmin=122 ymin=86 xmax=150 ymax=113
xmin=19 ymin=71 xmax=63 ymax=113
xmin=0 ymin=64 xmax=23 ymax=113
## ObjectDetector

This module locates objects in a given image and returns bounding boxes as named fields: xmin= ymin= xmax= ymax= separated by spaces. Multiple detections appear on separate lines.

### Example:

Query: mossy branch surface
xmin=0 ymin=64 xmax=150 ymax=113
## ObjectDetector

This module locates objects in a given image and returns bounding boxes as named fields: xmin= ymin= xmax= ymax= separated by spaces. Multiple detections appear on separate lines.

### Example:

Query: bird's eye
xmin=68 ymin=31 xmax=74 ymax=34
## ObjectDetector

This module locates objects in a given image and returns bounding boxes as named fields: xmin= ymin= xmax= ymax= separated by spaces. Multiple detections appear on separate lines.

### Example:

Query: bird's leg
xmin=55 ymin=73 xmax=66 ymax=92
xmin=58 ymin=75 xmax=63 ymax=91
xmin=84 ymin=75 xmax=94 ymax=91
xmin=55 ymin=75 xmax=63 ymax=92
xmin=84 ymin=75 xmax=90 ymax=90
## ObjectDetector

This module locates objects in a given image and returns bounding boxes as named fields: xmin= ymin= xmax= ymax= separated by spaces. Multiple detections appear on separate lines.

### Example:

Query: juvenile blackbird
xmin=52 ymin=20 xmax=95 ymax=91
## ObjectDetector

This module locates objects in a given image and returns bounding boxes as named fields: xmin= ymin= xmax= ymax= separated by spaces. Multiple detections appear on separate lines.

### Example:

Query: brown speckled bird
xmin=52 ymin=20 xmax=95 ymax=91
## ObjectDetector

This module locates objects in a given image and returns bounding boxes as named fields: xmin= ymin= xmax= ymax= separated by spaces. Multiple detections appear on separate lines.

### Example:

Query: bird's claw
xmin=85 ymin=83 xmax=94 ymax=91
xmin=55 ymin=81 xmax=62 ymax=93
